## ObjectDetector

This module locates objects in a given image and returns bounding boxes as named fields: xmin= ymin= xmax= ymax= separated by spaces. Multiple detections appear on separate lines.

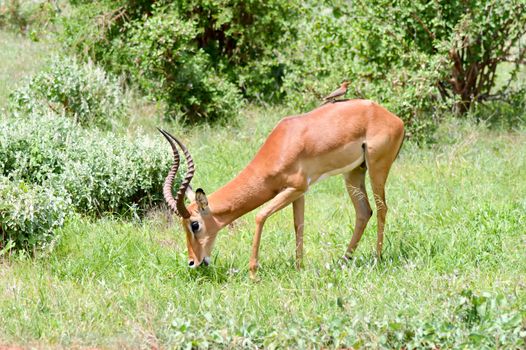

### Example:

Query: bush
xmin=0 ymin=177 xmax=71 ymax=252
xmin=470 ymin=87 xmax=526 ymax=129
xmin=10 ymin=56 xmax=128 ymax=129
xmin=123 ymin=6 xmax=243 ymax=123
xmin=281 ymin=3 xmax=442 ymax=140
xmin=0 ymin=112 xmax=177 ymax=215
xmin=322 ymin=0 xmax=526 ymax=112
xmin=59 ymin=0 xmax=300 ymax=123
xmin=282 ymin=0 xmax=526 ymax=141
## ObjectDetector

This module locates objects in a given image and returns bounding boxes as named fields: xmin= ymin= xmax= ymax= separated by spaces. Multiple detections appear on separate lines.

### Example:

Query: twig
xmin=411 ymin=13 xmax=435 ymax=41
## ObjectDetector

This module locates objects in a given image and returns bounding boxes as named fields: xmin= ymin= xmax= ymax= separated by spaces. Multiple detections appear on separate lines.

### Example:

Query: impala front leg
xmin=250 ymin=188 xmax=304 ymax=279
xmin=292 ymin=195 xmax=305 ymax=270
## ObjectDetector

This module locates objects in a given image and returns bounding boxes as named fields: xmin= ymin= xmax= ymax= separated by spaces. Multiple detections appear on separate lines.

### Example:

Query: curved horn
xmin=160 ymin=129 xmax=195 ymax=219
xmin=158 ymin=128 xmax=182 ymax=216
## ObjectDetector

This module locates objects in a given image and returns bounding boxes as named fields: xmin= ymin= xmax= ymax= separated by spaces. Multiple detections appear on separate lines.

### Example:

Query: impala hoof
xmin=341 ymin=254 xmax=353 ymax=262
xmin=338 ymin=254 xmax=353 ymax=268
xmin=249 ymin=261 xmax=259 ymax=281
xmin=249 ymin=271 xmax=260 ymax=282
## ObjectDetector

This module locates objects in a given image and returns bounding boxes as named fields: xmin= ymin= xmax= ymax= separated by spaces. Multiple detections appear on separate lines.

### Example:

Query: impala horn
xmin=158 ymin=129 xmax=195 ymax=219
xmin=158 ymin=128 xmax=181 ymax=216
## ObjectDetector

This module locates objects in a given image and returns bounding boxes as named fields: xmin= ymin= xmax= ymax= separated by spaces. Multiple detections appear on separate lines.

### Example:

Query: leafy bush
xmin=0 ymin=177 xmax=71 ymax=252
xmin=282 ymin=0 xmax=526 ymax=141
xmin=59 ymin=0 xmax=300 ymax=123
xmin=324 ymin=0 xmax=526 ymax=112
xmin=123 ymin=6 xmax=243 ymax=123
xmin=0 ymin=112 xmax=176 ymax=215
xmin=58 ymin=0 xmax=525 ymax=136
xmin=10 ymin=56 xmax=128 ymax=129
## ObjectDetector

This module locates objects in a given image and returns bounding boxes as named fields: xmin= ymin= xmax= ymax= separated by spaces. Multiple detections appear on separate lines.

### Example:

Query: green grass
xmin=1 ymin=115 xmax=525 ymax=349
xmin=0 ymin=25 xmax=525 ymax=350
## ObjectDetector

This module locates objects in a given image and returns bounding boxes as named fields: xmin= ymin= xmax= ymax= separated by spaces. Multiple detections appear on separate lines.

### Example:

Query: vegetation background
xmin=0 ymin=0 xmax=525 ymax=348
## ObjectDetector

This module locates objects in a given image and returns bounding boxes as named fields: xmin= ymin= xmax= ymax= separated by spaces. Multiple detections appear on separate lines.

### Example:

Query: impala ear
xmin=195 ymin=188 xmax=209 ymax=211
xmin=185 ymin=185 xmax=196 ymax=202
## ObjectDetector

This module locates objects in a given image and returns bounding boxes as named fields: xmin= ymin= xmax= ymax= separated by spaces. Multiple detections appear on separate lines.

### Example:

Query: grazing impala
xmin=159 ymin=99 xmax=404 ymax=278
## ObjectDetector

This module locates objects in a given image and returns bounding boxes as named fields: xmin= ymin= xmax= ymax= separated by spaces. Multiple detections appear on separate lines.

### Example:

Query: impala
xmin=159 ymin=99 xmax=404 ymax=277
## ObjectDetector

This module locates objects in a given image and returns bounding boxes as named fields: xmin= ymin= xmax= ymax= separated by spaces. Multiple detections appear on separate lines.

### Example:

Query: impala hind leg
xmin=343 ymin=165 xmax=372 ymax=258
xmin=251 ymin=188 xmax=305 ymax=279
xmin=367 ymin=158 xmax=393 ymax=258
xmin=292 ymin=195 xmax=305 ymax=269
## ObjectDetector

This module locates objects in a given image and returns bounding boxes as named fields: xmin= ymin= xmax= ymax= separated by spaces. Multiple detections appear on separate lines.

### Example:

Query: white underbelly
xmin=308 ymin=153 xmax=365 ymax=186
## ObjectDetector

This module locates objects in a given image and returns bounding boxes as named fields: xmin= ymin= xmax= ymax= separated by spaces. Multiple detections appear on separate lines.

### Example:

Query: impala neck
xmin=207 ymin=165 xmax=274 ymax=229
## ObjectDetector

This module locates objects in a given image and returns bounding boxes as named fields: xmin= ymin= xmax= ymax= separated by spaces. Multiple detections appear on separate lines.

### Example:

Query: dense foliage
xmin=0 ymin=109 xmax=180 ymax=250
xmin=3 ymin=1 xmax=525 ymax=133
xmin=60 ymin=0 xmax=300 ymax=123
xmin=10 ymin=56 xmax=128 ymax=129
xmin=0 ymin=177 xmax=71 ymax=252
xmin=348 ymin=0 xmax=526 ymax=114
xmin=283 ymin=0 xmax=526 ymax=138
xmin=0 ymin=112 xmax=174 ymax=215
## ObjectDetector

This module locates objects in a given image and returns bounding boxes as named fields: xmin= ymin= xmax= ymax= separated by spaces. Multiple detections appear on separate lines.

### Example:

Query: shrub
xmin=281 ymin=3 xmax=442 ymax=140
xmin=10 ymin=56 xmax=128 ymax=130
xmin=0 ymin=177 xmax=71 ymax=252
xmin=59 ymin=0 xmax=300 ymax=123
xmin=0 ymin=112 xmax=178 ymax=215
xmin=470 ymin=87 xmax=526 ymax=129
xmin=123 ymin=6 xmax=243 ymax=123
xmin=282 ymin=0 xmax=526 ymax=141
xmin=320 ymin=0 xmax=526 ymax=112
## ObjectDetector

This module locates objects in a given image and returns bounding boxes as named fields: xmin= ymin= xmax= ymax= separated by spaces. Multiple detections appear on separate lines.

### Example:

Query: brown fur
xmin=177 ymin=99 xmax=405 ymax=277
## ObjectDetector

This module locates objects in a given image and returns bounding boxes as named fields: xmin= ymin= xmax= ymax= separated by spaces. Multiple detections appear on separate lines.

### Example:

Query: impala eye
xmin=190 ymin=221 xmax=200 ymax=233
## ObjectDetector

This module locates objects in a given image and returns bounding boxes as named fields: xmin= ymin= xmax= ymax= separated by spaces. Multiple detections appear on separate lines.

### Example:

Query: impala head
xmin=158 ymin=129 xmax=220 ymax=268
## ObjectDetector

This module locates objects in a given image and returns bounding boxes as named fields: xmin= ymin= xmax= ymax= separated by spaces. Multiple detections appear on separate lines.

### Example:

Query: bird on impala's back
xmin=322 ymin=81 xmax=349 ymax=104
